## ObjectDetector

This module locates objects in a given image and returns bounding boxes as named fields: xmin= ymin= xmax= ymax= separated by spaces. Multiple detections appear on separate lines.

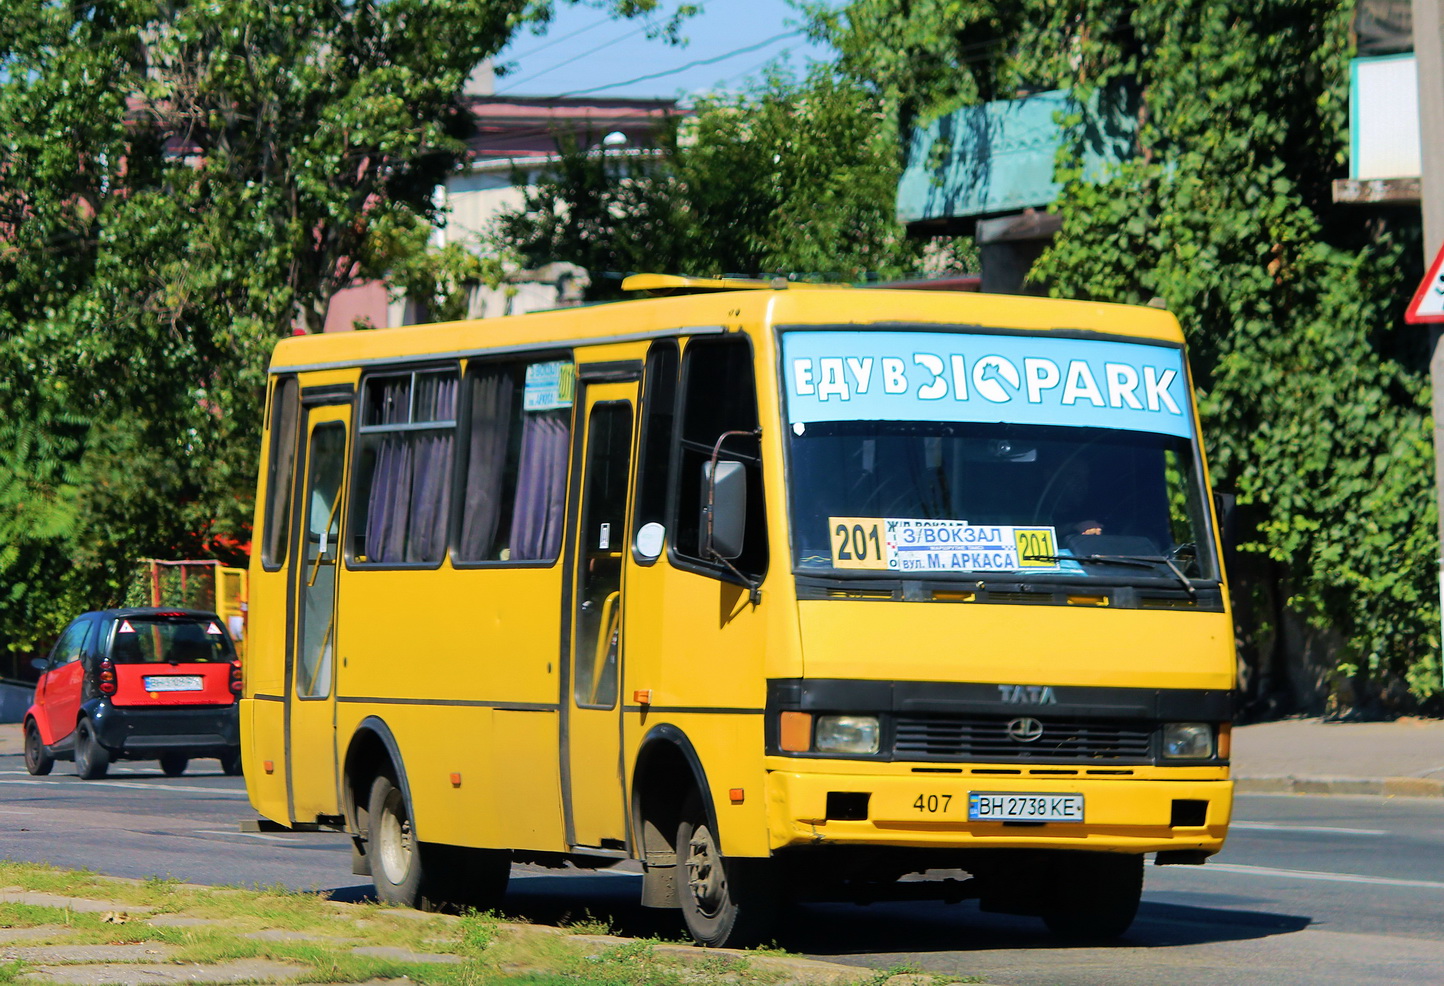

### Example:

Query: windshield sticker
xmin=205 ymin=622 xmax=223 ymax=635
xmin=783 ymin=330 xmax=1193 ymax=439
xmin=523 ymin=361 xmax=575 ymax=411
xmin=829 ymin=517 xmax=1060 ymax=572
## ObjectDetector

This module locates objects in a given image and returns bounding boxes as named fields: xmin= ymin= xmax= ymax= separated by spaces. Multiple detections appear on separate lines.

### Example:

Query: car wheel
xmin=219 ymin=750 xmax=243 ymax=776
xmin=159 ymin=754 xmax=189 ymax=777
xmin=23 ymin=720 xmax=53 ymax=776
xmin=74 ymin=719 xmax=109 ymax=780
xmin=677 ymin=791 xmax=779 ymax=947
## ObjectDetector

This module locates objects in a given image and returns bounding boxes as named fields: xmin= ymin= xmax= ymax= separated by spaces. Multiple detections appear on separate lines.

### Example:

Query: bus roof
xmin=268 ymin=284 xmax=1186 ymax=374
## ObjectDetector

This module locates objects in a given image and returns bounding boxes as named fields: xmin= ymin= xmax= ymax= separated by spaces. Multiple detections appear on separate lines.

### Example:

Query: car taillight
xmin=99 ymin=659 xmax=116 ymax=695
xmin=230 ymin=660 xmax=243 ymax=694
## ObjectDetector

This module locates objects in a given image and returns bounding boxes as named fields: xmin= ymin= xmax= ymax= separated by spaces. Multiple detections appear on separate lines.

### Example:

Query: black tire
xmin=677 ymin=791 xmax=778 ymax=947
xmin=1041 ymin=853 xmax=1144 ymax=940
xmin=365 ymin=773 xmax=509 ymax=913
xmin=23 ymin=720 xmax=53 ymax=776
xmin=219 ymin=749 xmax=243 ymax=776
xmin=159 ymin=754 xmax=189 ymax=777
xmin=74 ymin=719 xmax=109 ymax=780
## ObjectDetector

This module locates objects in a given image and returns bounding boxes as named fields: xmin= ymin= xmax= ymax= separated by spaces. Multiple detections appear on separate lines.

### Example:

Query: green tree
xmin=0 ymin=0 xmax=671 ymax=658
xmin=496 ymin=66 xmax=919 ymax=294
xmin=804 ymin=0 xmax=1437 ymax=707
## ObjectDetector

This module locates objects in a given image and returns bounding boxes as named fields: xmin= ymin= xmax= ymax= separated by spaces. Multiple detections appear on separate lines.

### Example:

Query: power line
xmin=552 ymin=29 xmax=804 ymax=98
xmin=498 ymin=18 xmax=657 ymax=92
xmin=501 ymin=12 xmax=616 ymax=64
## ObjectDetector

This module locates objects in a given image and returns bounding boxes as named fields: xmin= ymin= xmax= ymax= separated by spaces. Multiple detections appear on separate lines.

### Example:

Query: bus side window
xmin=261 ymin=376 xmax=299 ymax=570
xmin=632 ymin=341 xmax=678 ymax=562
xmin=672 ymin=337 xmax=767 ymax=580
xmin=350 ymin=368 xmax=459 ymax=566
xmin=454 ymin=359 xmax=572 ymax=564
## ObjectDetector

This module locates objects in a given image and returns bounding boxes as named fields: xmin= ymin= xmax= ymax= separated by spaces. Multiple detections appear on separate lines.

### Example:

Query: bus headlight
xmin=814 ymin=715 xmax=880 ymax=755
xmin=1162 ymin=723 xmax=1214 ymax=759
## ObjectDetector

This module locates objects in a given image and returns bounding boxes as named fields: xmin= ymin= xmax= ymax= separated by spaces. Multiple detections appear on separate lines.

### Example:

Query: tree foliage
xmin=497 ymin=66 xmax=920 ymax=293
xmin=805 ymin=0 xmax=1436 ymax=706
xmin=0 ymin=0 xmax=664 ymax=658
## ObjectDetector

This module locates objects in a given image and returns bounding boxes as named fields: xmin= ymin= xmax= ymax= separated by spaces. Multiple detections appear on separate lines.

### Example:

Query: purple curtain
xmin=509 ymin=410 xmax=569 ymax=561
xmin=458 ymin=369 xmax=515 ymax=560
xmin=363 ymin=373 xmax=456 ymax=564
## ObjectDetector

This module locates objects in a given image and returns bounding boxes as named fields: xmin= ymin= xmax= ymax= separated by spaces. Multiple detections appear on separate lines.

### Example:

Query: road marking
xmin=1230 ymin=821 xmax=1389 ymax=836
xmin=1194 ymin=861 xmax=1444 ymax=890
xmin=0 ymin=777 xmax=245 ymax=797
xmin=193 ymin=829 xmax=299 ymax=843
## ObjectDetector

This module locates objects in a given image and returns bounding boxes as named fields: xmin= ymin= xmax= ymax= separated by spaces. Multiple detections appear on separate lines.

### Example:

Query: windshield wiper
xmin=1023 ymin=553 xmax=1197 ymax=600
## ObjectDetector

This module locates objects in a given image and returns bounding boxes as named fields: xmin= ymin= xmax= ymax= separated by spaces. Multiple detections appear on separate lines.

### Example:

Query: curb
xmin=1234 ymin=775 xmax=1444 ymax=798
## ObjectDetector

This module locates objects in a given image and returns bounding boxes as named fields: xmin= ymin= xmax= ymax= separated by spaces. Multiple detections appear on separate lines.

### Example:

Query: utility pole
xmin=1416 ymin=0 xmax=1444 ymax=662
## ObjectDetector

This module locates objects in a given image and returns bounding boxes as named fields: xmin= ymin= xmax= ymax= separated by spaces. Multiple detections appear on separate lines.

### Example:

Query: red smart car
xmin=24 ymin=608 xmax=242 ymax=779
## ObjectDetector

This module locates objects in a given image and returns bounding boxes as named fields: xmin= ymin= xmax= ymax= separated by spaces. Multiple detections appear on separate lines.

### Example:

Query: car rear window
xmin=108 ymin=617 xmax=234 ymax=664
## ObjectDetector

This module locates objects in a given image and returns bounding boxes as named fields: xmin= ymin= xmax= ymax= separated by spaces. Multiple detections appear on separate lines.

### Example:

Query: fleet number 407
xmin=913 ymin=794 xmax=952 ymax=813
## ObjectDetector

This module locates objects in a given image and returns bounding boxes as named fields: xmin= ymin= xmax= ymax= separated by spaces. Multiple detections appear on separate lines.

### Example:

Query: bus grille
xmin=894 ymin=716 xmax=1153 ymax=762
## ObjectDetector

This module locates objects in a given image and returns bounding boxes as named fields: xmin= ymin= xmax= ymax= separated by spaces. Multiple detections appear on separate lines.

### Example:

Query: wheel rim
xmin=684 ymin=821 xmax=726 ymax=919
xmin=376 ymin=791 xmax=413 ymax=886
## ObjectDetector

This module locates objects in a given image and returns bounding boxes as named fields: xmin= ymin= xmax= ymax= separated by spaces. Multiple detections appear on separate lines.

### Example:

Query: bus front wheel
xmin=1041 ymin=853 xmax=1143 ymax=940
xmin=676 ymin=792 xmax=777 ymax=947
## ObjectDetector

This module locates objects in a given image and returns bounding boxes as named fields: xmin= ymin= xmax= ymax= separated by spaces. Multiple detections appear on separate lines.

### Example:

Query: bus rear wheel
xmin=366 ymin=773 xmax=508 ymax=912
xmin=676 ymin=792 xmax=777 ymax=947
xmin=1041 ymin=853 xmax=1143 ymax=940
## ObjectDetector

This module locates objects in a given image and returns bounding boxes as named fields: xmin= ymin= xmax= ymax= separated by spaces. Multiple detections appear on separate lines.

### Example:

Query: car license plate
xmin=968 ymin=792 xmax=1084 ymax=823
xmin=143 ymin=675 xmax=203 ymax=692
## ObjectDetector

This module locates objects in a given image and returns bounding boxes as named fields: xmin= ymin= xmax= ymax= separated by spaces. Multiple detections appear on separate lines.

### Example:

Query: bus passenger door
xmin=564 ymin=381 xmax=637 ymax=850
xmin=287 ymin=402 xmax=349 ymax=823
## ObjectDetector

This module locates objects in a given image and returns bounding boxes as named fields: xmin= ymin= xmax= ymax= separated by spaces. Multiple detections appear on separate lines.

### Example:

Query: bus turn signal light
xmin=632 ymin=689 xmax=652 ymax=705
xmin=780 ymin=711 xmax=812 ymax=752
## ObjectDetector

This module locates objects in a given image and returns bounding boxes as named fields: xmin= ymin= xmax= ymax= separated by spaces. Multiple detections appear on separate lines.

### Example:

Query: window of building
xmin=351 ymin=368 xmax=459 ymax=565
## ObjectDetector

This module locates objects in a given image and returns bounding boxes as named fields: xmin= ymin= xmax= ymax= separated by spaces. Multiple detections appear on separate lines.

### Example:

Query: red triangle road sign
xmin=1406 ymin=242 xmax=1444 ymax=323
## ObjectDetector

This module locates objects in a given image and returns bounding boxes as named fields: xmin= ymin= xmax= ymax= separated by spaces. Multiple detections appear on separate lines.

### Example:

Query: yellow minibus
xmin=243 ymin=276 xmax=1235 ymax=945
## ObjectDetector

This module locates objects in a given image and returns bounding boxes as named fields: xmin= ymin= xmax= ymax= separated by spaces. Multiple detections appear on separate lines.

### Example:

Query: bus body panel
xmin=242 ymin=696 xmax=288 ymax=820
xmin=333 ymin=702 xmax=564 ymax=851
xmin=795 ymin=601 xmax=1235 ymax=690
xmin=766 ymin=769 xmax=1231 ymax=852
xmin=335 ymin=566 xmax=563 ymax=707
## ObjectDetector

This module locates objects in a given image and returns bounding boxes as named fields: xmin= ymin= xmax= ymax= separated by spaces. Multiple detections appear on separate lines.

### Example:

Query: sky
xmin=493 ymin=1 xmax=837 ymax=101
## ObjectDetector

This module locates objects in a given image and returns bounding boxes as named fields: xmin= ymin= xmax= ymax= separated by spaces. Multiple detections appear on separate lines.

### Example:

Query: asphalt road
xmin=0 ymin=754 xmax=1441 ymax=985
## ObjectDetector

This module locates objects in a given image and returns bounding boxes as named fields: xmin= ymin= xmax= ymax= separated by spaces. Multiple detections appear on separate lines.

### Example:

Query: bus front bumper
xmin=765 ymin=768 xmax=1232 ymax=855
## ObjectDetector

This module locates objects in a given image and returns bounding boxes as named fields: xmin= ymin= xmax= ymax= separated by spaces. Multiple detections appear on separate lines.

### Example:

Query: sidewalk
xmin=1231 ymin=715 xmax=1444 ymax=797
xmin=3 ymin=716 xmax=1442 ymax=796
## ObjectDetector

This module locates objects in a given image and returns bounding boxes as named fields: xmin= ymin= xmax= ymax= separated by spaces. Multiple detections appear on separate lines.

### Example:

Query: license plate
xmin=143 ymin=675 xmax=203 ymax=692
xmin=968 ymin=792 xmax=1084 ymax=823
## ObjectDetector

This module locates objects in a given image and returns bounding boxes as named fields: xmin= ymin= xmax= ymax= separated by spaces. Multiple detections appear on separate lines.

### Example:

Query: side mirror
xmin=30 ymin=658 xmax=47 ymax=672
xmin=701 ymin=460 xmax=747 ymax=561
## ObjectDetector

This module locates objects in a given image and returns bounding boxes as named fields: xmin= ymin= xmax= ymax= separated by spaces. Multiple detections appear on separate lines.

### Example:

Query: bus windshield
xmin=780 ymin=327 xmax=1216 ymax=583
xmin=787 ymin=420 xmax=1216 ymax=580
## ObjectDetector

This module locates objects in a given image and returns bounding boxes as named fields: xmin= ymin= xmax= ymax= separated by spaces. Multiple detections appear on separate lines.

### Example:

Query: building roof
xmin=463 ymin=94 xmax=685 ymax=164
